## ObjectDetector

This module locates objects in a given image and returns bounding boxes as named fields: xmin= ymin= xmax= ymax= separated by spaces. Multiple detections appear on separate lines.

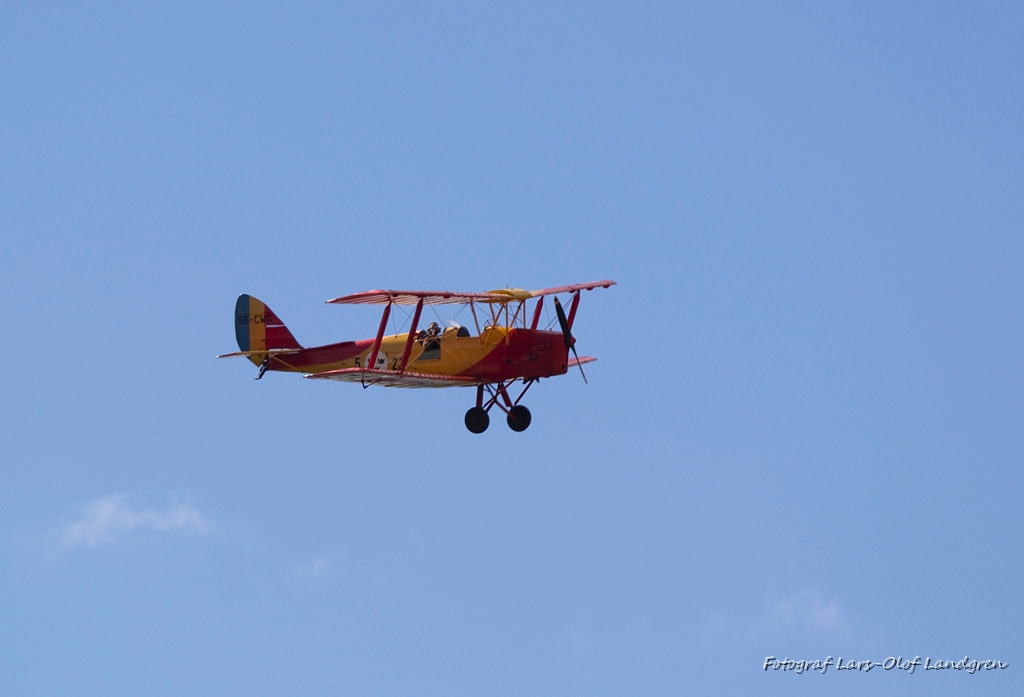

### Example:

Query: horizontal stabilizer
xmin=216 ymin=349 xmax=302 ymax=359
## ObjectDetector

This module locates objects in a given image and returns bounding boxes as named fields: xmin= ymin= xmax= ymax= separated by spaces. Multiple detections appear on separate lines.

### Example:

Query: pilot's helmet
xmin=428 ymin=321 xmax=439 ymax=330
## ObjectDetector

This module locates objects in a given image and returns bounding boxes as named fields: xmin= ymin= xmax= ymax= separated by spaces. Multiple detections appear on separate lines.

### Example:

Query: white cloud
xmin=753 ymin=589 xmax=851 ymax=637
xmin=62 ymin=493 xmax=209 ymax=547
xmin=295 ymin=553 xmax=336 ymax=581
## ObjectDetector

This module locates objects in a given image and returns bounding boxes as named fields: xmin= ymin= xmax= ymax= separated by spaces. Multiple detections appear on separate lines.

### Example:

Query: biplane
xmin=218 ymin=281 xmax=616 ymax=432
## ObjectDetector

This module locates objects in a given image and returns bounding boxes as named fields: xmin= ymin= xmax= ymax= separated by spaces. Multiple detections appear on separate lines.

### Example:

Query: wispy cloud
xmin=295 ymin=553 xmax=336 ymax=581
xmin=61 ymin=493 xmax=209 ymax=547
xmin=752 ymin=589 xmax=851 ymax=637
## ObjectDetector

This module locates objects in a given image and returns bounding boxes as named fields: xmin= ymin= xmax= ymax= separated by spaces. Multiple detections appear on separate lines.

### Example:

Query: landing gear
xmin=464 ymin=381 xmax=536 ymax=433
xmin=256 ymin=357 xmax=270 ymax=380
xmin=464 ymin=407 xmax=490 ymax=434
xmin=506 ymin=405 xmax=531 ymax=432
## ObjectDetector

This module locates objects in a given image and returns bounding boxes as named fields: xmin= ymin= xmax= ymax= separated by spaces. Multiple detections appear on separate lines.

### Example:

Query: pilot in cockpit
xmin=417 ymin=321 xmax=442 ymax=357
xmin=418 ymin=321 xmax=441 ymax=341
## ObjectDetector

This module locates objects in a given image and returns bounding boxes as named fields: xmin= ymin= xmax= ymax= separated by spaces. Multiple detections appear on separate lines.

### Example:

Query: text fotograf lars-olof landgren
xmin=763 ymin=656 xmax=1008 ymax=674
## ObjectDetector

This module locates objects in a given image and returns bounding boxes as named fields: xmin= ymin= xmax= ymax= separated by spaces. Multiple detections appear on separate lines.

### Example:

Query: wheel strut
xmin=467 ymin=380 xmax=536 ymax=433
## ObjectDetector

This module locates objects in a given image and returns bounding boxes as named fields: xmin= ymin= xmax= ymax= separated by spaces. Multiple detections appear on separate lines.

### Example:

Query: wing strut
xmin=529 ymin=296 xmax=544 ymax=330
xmin=567 ymin=291 xmax=581 ymax=330
xmin=399 ymin=298 xmax=424 ymax=372
xmin=366 ymin=302 xmax=392 ymax=371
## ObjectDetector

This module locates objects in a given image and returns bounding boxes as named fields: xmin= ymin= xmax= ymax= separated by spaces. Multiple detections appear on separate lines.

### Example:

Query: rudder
xmin=234 ymin=295 xmax=302 ymax=364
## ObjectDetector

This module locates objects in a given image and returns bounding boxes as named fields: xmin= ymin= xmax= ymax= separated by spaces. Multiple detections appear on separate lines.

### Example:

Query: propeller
xmin=553 ymin=296 xmax=587 ymax=384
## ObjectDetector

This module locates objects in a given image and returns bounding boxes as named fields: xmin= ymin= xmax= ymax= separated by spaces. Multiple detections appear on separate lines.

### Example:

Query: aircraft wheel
xmin=506 ymin=405 xmax=531 ymax=432
xmin=465 ymin=407 xmax=489 ymax=434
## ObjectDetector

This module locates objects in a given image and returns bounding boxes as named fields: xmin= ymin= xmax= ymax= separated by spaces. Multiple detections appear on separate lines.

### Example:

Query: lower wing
xmin=304 ymin=368 xmax=481 ymax=389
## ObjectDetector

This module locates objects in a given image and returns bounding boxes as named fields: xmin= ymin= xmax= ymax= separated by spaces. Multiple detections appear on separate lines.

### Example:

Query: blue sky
xmin=1 ymin=2 xmax=1021 ymax=695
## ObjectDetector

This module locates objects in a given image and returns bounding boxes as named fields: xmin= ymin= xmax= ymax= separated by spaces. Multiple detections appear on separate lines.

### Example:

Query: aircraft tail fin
xmin=234 ymin=294 xmax=302 ymax=362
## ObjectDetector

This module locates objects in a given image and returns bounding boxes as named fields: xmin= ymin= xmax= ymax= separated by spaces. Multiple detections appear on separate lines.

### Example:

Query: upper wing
xmin=326 ymin=281 xmax=616 ymax=306
xmin=304 ymin=368 xmax=481 ymax=389
xmin=528 ymin=280 xmax=616 ymax=297
xmin=325 ymin=290 xmax=509 ymax=305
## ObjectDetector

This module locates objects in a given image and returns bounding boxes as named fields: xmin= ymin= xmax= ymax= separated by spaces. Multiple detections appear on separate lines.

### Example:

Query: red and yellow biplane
xmin=218 ymin=281 xmax=616 ymax=432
